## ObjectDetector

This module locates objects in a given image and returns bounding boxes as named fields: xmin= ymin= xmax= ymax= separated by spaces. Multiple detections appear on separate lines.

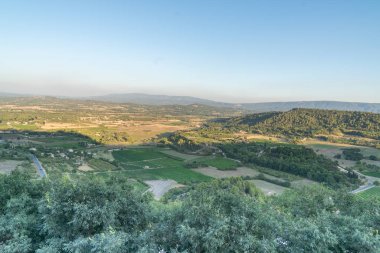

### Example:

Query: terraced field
xmin=88 ymin=159 xmax=118 ymax=171
xmin=112 ymin=148 xmax=211 ymax=184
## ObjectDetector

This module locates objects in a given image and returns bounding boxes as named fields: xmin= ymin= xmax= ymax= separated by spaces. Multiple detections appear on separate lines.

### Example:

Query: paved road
xmin=350 ymin=170 xmax=377 ymax=194
xmin=351 ymin=184 xmax=375 ymax=194
xmin=31 ymin=155 xmax=47 ymax=177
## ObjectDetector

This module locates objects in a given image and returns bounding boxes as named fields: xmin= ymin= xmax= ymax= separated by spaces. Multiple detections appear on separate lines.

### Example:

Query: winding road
xmin=350 ymin=170 xmax=376 ymax=194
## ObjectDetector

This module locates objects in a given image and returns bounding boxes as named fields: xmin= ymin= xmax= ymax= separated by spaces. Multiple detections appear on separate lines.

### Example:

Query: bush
xmin=342 ymin=148 xmax=364 ymax=161
xmin=254 ymin=173 xmax=291 ymax=187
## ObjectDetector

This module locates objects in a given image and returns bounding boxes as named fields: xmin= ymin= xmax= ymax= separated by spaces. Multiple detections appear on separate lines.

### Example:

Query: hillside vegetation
xmin=219 ymin=143 xmax=360 ymax=188
xmin=199 ymin=109 xmax=380 ymax=146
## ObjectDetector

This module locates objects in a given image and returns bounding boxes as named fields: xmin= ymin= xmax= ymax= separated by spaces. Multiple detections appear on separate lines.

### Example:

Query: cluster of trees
xmin=335 ymin=148 xmax=379 ymax=161
xmin=254 ymin=173 xmax=291 ymax=187
xmin=354 ymin=162 xmax=380 ymax=177
xmin=0 ymin=171 xmax=379 ymax=252
xmin=342 ymin=148 xmax=365 ymax=161
xmin=219 ymin=143 xmax=360 ymax=188
xmin=202 ymin=108 xmax=380 ymax=141
xmin=160 ymin=132 xmax=203 ymax=152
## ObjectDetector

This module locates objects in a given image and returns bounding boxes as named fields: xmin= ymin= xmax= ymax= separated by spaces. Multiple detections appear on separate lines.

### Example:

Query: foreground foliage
xmin=0 ymin=171 xmax=379 ymax=252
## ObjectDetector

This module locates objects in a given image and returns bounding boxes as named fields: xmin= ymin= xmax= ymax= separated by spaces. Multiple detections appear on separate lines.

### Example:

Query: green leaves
xmin=40 ymin=177 xmax=150 ymax=240
xmin=0 ymin=171 xmax=379 ymax=252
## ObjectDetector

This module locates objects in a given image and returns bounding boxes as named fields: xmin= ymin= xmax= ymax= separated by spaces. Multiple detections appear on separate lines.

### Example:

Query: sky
xmin=0 ymin=0 xmax=379 ymax=103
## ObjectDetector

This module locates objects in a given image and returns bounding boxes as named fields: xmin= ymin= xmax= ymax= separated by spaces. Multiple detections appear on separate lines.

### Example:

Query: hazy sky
xmin=0 ymin=0 xmax=379 ymax=102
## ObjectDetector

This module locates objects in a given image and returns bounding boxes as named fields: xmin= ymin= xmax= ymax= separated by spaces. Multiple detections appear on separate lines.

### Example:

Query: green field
xmin=160 ymin=149 xmax=202 ymax=161
xmin=113 ymin=149 xmax=165 ymax=162
xmin=112 ymin=148 xmax=211 ymax=184
xmin=123 ymin=165 xmax=211 ymax=184
xmin=357 ymin=187 xmax=380 ymax=200
xmin=88 ymin=159 xmax=118 ymax=171
xmin=360 ymin=170 xmax=380 ymax=178
xmin=197 ymin=157 xmax=240 ymax=170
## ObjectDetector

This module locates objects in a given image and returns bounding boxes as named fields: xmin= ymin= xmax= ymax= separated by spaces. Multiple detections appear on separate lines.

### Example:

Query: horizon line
xmin=1 ymin=91 xmax=379 ymax=105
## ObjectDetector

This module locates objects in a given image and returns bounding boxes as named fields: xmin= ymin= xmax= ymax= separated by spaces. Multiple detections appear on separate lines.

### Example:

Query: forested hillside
xmin=206 ymin=108 xmax=380 ymax=141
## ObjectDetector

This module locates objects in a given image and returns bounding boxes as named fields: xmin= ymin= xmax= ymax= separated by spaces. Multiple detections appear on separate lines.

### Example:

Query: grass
xmin=360 ymin=147 xmax=380 ymax=158
xmin=253 ymin=165 xmax=301 ymax=181
xmin=88 ymin=159 xmax=118 ymax=171
xmin=113 ymin=149 xmax=164 ymax=162
xmin=123 ymin=166 xmax=211 ymax=184
xmin=307 ymin=143 xmax=344 ymax=150
xmin=196 ymin=157 xmax=240 ymax=170
xmin=125 ymin=179 xmax=149 ymax=192
xmin=357 ymin=187 xmax=380 ymax=200
xmin=112 ymin=148 xmax=212 ymax=184
xmin=353 ymin=162 xmax=380 ymax=178
xmin=364 ymin=172 xmax=380 ymax=178
xmin=159 ymin=149 xmax=202 ymax=161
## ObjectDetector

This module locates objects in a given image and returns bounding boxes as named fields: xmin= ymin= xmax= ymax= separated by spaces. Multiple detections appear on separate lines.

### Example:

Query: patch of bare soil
xmin=248 ymin=180 xmax=287 ymax=195
xmin=144 ymin=180 xmax=184 ymax=199
xmin=94 ymin=151 xmax=115 ymax=161
xmin=77 ymin=164 xmax=94 ymax=172
xmin=0 ymin=160 xmax=24 ymax=174
xmin=41 ymin=123 xmax=99 ymax=130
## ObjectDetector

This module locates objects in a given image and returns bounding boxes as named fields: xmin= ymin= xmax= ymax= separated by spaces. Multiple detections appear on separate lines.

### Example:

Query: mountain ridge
xmin=87 ymin=93 xmax=380 ymax=113
xmin=1 ymin=92 xmax=380 ymax=113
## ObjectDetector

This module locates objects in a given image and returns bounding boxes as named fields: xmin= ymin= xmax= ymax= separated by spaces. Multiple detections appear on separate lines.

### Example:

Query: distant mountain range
xmin=89 ymin=93 xmax=380 ymax=113
xmin=88 ymin=93 xmax=228 ymax=107
xmin=1 ymin=92 xmax=380 ymax=113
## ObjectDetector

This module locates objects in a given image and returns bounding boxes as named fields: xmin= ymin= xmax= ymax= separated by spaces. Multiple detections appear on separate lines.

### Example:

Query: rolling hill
xmin=206 ymin=108 xmax=380 ymax=140
xmin=240 ymin=101 xmax=380 ymax=113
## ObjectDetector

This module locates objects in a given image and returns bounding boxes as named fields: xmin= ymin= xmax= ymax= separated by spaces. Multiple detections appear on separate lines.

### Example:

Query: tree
xmin=39 ymin=176 xmax=151 ymax=248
